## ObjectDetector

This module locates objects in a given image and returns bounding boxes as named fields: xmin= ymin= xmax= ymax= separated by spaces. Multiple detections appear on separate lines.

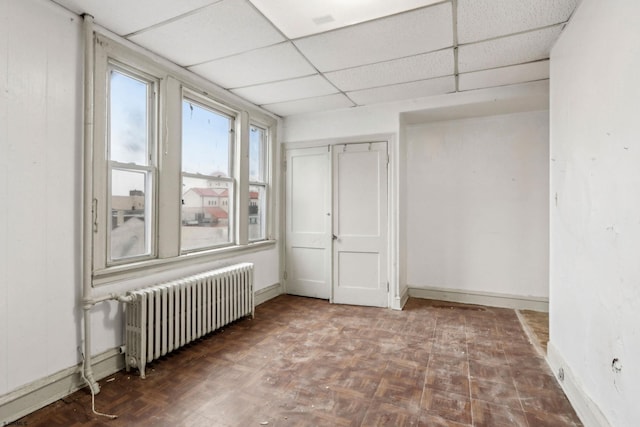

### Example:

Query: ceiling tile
xmin=52 ymin=0 xmax=220 ymax=35
xmin=128 ymin=0 xmax=285 ymax=66
xmin=325 ymin=49 xmax=453 ymax=92
xmin=459 ymin=60 xmax=549 ymax=91
xmin=294 ymin=4 xmax=453 ymax=72
xmin=458 ymin=25 xmax=562 ymax=73
xmin=231 ymin=75 xmax=338 ymax=105
xmin=458 ymin=0 xmax=579 ymax=44
xmin=189 ymin=42 xmax=316 ymax=89
xmin=348 ymin=76 xmax=455 ymax=106
xmin=262 ymin=94 xmax=355 ymax=117
xmin=249 ymin=0 xmax=444 ymax=39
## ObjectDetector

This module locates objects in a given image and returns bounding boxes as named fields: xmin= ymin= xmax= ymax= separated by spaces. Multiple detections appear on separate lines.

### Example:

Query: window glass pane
xmin=249 ymin=126 xmax=265 ymax=182
xmin=110 ymin=169 xmax=151 ymax=260
xmin=249 ymin=185 xmax=266 ymax=241
xmin=182 ymin=100 xmax=231 ymax=177
xmin=109 ymin=70 xmax=149 ymax=165
xmin=181 ymin=176 xmax=232 ymax=251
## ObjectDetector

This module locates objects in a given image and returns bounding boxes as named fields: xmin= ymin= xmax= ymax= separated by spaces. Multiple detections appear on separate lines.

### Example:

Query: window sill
xmin=92 ymin=239 xmax=277 ymax=287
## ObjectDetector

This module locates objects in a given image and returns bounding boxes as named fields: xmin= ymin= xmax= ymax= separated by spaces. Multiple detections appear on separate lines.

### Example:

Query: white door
xmin=285 ymin=147 xmax=331 ymax=299
xmin=332 ymin=142 xmax=388 ymax=307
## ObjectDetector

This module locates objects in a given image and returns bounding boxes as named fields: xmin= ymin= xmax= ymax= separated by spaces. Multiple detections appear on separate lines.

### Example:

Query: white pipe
xmin=87 ymin=293 xmax=136 ymax=305
xmin=81 ymin=13 xmax=100 ymax=395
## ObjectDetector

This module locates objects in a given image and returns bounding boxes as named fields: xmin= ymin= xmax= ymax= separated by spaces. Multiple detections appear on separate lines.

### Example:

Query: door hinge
xmin=386 ymin=282 xmax=389 ymax=292
xmin=284 ymin=271 xmax=288 ymax=280
xmin=283 ymin=159 xmax=287 ymax=172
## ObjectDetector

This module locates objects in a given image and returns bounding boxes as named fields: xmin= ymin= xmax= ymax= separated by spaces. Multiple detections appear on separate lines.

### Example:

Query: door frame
xmin=282 ymin=133 xmax=401 ymax=309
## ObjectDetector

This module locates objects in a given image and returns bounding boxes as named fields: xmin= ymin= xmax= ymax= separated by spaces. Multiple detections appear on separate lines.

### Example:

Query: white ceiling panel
xmin=52 ymin=0 xmax=221 ymax=35
xmin=294 ymin=4 xmax=453 ymax=72
xmin=249 ymin=0 xmax=444 ymax=39
xmin=128 ymin=0 xmax=285 ymax=67
xmin=325 ymin=49 xmax=454 ymax=92
xmin=189 ymin=43 xmax=316 ymax=89
xmin=458 ymin=0 xmax=579 ymax=44
xmin=262 ymin=94 xmax=355 ymax=117
xmin=231 ymin=75 xmax=338 ymax=105
xmin=50 ymin=0 xmax=580 ymax=116
xmin=348 ymin=76 xmax=455 ymax=106
xmin=459 ymin=60 xmax=550 ymax=91
xmin=458 ymin=25 xmax=563 ymax=73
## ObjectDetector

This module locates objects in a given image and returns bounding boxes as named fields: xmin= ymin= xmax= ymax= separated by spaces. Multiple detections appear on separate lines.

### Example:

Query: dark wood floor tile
xmin=418 ymin=413 xmax=472 ymax=427
xmin=468 ymin=360 xmax=514 ymax=384
xmin=402 ymin=320 xmax=437 ymax=337
xmin=385 ymin=358 xmax=428 ymax=382
xmin=425 ymin=372 xmax=470 ymax=396
xmin=393 ymin=345 xmax=431 ymax=365
xmin=519 ymin=310 xmax=549 ymax=352
xmin=374 ymin=318 xmax=409 ymax=334
xmin=428 ymin=354 xmax=469 ymax=377
xmin=362 ymin=400 xmax=424 ymax=426
xmin=469 ymin=378 xmax=521 ymax=409
xmin=374 ymin=377 xmax=425 ymax=410
xmin=431 ymin=340 xmax=468 ymax=357
xmin=465 ymin=326 xmax=501 ymax=341
xmin=466 ymin=343 xmax=508 ymax=364
xmin=15 ymin=295 xmax=579 ymax=427
xmin=505 ymin=354 xmax=549 ymax=371
xmin=519 ymin=389 xmax=577 ymax=415
xmin=511 ymin=366 xmax=562 ymax=394
xmin=471 ymin=399 xmax=528 ymax=427
xmin=524 ymin=409 xmax=584 ymax=426
xmin=310 ymin=390 xmax=371 ymax=427
xmin=421 ymin=388 xmax=472 ymax=425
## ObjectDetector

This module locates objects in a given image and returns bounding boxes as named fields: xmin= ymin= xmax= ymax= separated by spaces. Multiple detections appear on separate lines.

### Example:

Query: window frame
xmin=106 ymin=64 xmax=159 ymax=265
xmin=248 ymin=123 xmax=269 ymax=242
xmin=90 ymin=33 xmax=277 ymax=286
xmin=180 ymin=91 xmax=237 ymax=252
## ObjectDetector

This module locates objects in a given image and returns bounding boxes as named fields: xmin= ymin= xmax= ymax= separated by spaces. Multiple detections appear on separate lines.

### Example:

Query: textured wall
xmin=549 ymin=0 xmax=640 ymax=425
xmin=405 ymin=111 xmax=549 ymax=298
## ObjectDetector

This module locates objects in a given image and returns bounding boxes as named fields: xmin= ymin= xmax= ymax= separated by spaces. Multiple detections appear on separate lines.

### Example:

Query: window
xmin=107 ymin=67 xmax=157 ymax=263
xmin=181 ymin=96 xmax=235 ymax=251
xmin=249 ymin=125 xmax=268 ymax=241
xmin=91 ymin=34 xmax=276 ymax=282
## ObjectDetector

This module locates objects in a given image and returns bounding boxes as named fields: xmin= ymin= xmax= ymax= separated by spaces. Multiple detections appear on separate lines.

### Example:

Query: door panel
xmin=285 ymin=147 xmax=331 ymax=299
xmin=333 ymin=142 xmax=388 ymax=307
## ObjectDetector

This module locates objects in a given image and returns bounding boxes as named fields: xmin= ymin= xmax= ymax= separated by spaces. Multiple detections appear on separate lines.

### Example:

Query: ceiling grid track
xmin=451 ymin=0 xmax=459 ymax=93
xmin=49 ymin=0 xmax=580 ymax=116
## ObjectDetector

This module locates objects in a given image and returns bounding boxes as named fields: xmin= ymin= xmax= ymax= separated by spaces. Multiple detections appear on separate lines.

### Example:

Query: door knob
xmin=332 ymin=234 xmax=338 ymax=240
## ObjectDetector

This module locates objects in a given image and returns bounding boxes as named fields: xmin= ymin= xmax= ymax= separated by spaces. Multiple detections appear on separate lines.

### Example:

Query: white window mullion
xmin=158 ymin=76 xmax=181 ymax=259
xmin=237 ymin=111 xmax=250 ymax=245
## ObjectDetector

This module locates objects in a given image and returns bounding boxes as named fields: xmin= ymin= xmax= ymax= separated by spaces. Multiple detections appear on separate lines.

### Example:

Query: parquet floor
xmin=519 ymin=310 xmax=550 ymax=353
xmin=17 ymin=296 xmax=581 ymax=426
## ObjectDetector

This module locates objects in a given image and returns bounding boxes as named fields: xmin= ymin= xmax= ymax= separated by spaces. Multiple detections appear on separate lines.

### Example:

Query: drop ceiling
xmin=51 ymin=0 xmax=580 ymax=117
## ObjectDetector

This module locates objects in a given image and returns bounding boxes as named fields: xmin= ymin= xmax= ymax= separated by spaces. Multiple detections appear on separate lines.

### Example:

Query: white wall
xmin=283 ymin=82 xmax=550 ymax=306
xmin=0 ymin=0 xmax=83 ymax=397
xmin=0 ymin=0 xmax=280 ymax=408
xmin=549 ymin=0 xmax=640 ymax=425
xmin=405 ymin=111 xmax=549 ymax=299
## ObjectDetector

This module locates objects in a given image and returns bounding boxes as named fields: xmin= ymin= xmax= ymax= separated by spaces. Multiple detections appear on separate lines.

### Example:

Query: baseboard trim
xmin=399 ymin=286 xmax=409 ymax=310
xmin=546 ymin=342 xmax=611 ymax=427
xmin=408 ymin=286 xmax=549 ymax=312
xmin=0 ymin=348 xmax=124 ymax=425
xmin=255 ymin=282 xmax=282 ymax=306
